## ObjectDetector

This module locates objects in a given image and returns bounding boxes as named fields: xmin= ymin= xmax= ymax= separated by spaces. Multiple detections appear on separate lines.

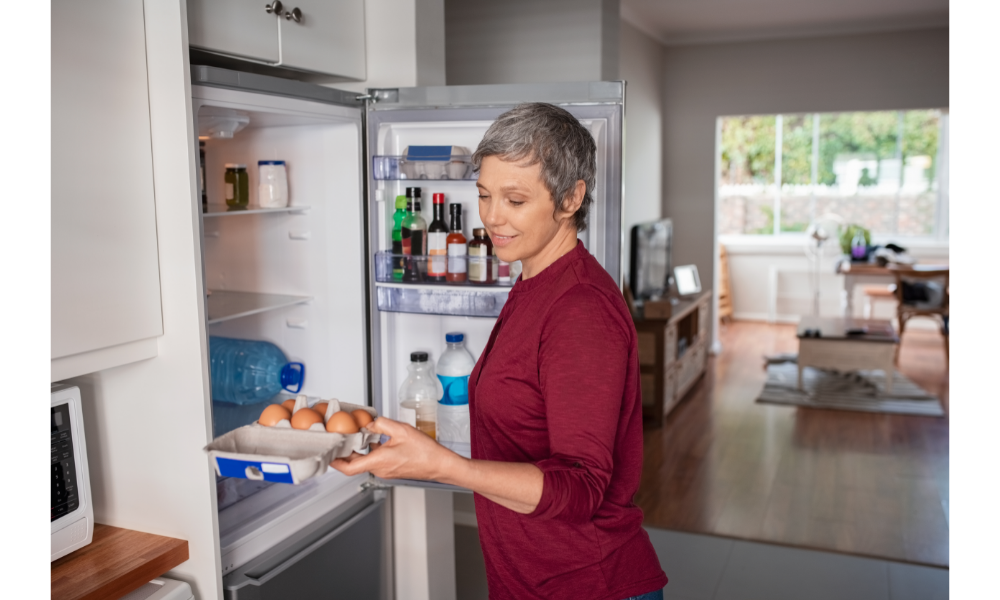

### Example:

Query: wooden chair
xmin=862 ymin=285 xmax=896 ymax=319
xmin=891 ymin=266 xmax=949 ymax=365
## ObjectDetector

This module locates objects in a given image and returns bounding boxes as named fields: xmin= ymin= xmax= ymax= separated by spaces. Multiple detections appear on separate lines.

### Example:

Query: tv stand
xmin=632 ymin=290 xmax=711 ymax=425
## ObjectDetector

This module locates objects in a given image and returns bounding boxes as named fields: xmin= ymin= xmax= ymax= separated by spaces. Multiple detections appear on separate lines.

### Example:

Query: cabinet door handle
xmin=285 ymin=7 xmax=302 ymax=22
xmin=264 ymin=1 xmax=283 ymax=15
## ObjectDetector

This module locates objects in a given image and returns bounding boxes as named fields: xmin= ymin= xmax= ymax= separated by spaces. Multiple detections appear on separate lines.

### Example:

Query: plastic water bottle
xmin=436 ymin=332 xmax=475 ymax=444
xmin=209 ymin=336 xmax=304 ymax=405
xmin=399 ymin=352 xmax=441 ymax=440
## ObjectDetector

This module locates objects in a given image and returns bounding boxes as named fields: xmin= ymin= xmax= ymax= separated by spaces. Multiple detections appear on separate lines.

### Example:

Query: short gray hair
xmin=472 ymin=103 xmax=595 ymax=231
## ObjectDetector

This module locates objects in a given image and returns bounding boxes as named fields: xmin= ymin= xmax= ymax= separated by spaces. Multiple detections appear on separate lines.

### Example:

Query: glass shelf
xmin=375 ymin=284 xmax=509 ymax=318
xmin=207 ymin=290 xmax=311 ymax=325
xmin=202 ymin=204 xmax=309 ymax=217
xmin=372 ymin=155 xmax=475 ymax=181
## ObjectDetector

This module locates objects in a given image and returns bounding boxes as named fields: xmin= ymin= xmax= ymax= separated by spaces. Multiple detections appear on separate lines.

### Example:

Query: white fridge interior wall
xmin=371 ymin=116 xmax=610 ymax=422
xmin=199 ymin=104 xmax=368 ymax=408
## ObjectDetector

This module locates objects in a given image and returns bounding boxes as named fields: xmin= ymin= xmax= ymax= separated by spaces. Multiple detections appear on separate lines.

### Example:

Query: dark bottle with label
xmin=427 ymin=193 xmax=448 ymax=282
xmin=446 ymin=204 xmax=468 ymax=283
xmin=402 ymin=188 xmax=426 ymax=282
xmin=468 ymin=228 xmax=495 ymax=284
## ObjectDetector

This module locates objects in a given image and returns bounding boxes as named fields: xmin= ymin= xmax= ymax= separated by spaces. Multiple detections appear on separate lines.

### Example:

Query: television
xmin=629 ymin=219 xmax=673 ymax=302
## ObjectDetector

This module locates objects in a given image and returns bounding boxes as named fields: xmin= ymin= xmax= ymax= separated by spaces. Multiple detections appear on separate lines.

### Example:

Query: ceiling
xmin=620 ymin=0 xmax=948 ymax=46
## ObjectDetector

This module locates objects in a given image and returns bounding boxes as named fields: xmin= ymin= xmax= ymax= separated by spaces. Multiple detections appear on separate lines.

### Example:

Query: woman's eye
xmin=478 ymin=195 xmax=489 ymax=201
xmin=509 ymin=200 xmax=524 ymax=207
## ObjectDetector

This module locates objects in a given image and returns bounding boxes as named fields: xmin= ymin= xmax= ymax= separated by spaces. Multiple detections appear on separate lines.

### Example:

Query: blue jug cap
xmin=445 ymin=332 xmax=464 ymax=343
xmin=258 ymin=160 xmax=286 ymax=165
xmin=280 ymin=362 xmax=305 ymax=393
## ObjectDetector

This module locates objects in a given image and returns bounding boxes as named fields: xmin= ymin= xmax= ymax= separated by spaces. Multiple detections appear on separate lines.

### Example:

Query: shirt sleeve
xmin=528 ymin=285 xmax=631 ymax=524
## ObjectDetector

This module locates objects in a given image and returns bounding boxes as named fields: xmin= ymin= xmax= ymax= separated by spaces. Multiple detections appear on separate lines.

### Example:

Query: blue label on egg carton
xmin=216 ymin=457 xmax=295 ymax=484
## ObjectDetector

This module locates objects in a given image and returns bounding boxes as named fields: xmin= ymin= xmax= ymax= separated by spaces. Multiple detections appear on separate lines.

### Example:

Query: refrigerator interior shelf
xmin=372 ymin=155 xmax=475 ymax=181
xmin=207 ymin=290 xmax=312 ymax=325
xmin=202 ymin=204 xmax=310 ymax=217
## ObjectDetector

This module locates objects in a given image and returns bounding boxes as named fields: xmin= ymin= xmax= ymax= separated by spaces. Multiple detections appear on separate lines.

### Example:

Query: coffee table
xmin=796 ymin=317 xmax=900 ymax=393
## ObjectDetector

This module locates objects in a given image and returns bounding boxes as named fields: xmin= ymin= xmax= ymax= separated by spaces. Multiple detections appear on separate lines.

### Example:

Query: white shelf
xmin=207 ymin=290 xmax=311 ymax=325
xmin=202 ymin=204 xmax=309 ymax=218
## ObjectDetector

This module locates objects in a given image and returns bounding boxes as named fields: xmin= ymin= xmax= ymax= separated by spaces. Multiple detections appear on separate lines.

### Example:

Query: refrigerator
xmin=191 ymin=65 xmax=624 ymax=598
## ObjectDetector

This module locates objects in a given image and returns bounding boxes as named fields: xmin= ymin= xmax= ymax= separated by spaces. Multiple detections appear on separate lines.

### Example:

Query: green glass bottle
xmin=391 ymin=195 xmax=407 ymax=281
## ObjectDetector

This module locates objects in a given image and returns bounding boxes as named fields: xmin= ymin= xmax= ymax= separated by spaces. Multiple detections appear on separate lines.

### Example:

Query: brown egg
xmin=351 ymin=409 xmax=374 ymax=428
xmin=282 ymin=398 xmax=297 ymax=412
xmin=290 ymin=408 xmax=324 ymax=430
xmin=326 ymin=411 xmax=360 ymax=434
xmin=312 ymin=402 xmax=329 ymax=419
xmin=259 ymin=404 xmax=291 ymax=427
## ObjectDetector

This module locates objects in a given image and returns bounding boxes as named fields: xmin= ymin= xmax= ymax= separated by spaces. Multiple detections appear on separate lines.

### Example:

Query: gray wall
xmin=445 ymin=0 xmax=619 ymax=84
xmin=620 ymin=20 xmax=664 ymax=265
xmin=660 ymin=27 xmax=949 ymax=316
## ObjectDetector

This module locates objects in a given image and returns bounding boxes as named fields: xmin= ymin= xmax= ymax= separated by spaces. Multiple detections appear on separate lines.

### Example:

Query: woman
xmin=333 ymin=103 xmax=667 ymax=600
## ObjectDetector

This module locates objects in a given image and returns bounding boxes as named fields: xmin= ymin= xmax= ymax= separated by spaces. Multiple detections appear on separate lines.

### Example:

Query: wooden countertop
xmin=51 ymin=524 xmax=188 ymax=600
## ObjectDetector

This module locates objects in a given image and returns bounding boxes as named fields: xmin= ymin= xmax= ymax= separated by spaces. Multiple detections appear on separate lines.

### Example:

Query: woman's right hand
xmin=330 ymin=417 xmax=463 ymax=482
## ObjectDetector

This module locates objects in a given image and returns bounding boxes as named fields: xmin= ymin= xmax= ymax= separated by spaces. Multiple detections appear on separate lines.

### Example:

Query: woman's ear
xmin=558 ymin=180 xmax=586 ymax=219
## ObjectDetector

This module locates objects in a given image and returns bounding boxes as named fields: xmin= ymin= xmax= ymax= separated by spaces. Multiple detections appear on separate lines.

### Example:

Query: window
xmin=717 ymin=109 xmax=948 ymax=238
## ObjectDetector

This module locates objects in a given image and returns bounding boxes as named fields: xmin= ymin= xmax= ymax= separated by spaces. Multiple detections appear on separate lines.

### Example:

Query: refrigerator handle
xmin=243 ymin=498 xmax=385 ymax=586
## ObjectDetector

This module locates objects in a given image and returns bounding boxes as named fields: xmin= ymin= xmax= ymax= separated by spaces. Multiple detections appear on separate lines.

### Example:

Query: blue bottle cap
xmin=445 ymin=332 xmax=464 ymax=343
xmin=258 ymin=160 xmax=286 ymax=165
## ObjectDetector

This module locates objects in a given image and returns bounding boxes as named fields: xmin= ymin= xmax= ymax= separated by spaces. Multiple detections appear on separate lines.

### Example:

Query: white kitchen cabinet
xmin=279 ymin=1 xmax=366 ymax=80
xmin=187 ymin=0 xmax=366 ymax=81
xmin=51 ymin=0 xmax=164 ymax=381
xmin=187 ymin=0 xmax=281 ymax=63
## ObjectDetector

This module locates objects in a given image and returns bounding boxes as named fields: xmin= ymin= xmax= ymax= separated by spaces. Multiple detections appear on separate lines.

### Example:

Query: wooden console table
xmin=634 ymin=290 xmax=712 ymax=425
xmin=51 ymin=524 xmax=188 ymax=600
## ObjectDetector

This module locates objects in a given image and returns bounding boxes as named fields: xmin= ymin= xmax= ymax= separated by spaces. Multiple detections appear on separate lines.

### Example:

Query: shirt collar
xmin=510 ymin=240 xmax=585 ymax=296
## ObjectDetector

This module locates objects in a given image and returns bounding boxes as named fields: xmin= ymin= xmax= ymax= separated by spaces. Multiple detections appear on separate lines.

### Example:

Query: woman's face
xmin=476 ymin=155 xmax=581 ymax=268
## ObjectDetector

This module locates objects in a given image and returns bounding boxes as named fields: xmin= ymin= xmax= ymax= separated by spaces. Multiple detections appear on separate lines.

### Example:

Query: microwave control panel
xmin=51 ymin=403 xmax=79 ymax=521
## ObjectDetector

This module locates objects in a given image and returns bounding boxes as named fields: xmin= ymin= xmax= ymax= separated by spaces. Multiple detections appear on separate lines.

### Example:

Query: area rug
xmin=756 ymin=360 xmax=945 ymax=417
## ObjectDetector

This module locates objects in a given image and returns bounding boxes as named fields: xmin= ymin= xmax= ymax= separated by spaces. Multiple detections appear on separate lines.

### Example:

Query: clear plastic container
xmin=398 ymin=351 xmax=441 ymax=440
xmin=257 ymin=160 xmax=288 ymax=208
xmin=436 ymin=333 xmax=474 ymax=444
xmin=209 ymin=337 xmax=304 ymax=404
xmin=375 ymin=285 xmax=509 ymax=318
xmin=372 ymin=155 xmax=475 ymax=181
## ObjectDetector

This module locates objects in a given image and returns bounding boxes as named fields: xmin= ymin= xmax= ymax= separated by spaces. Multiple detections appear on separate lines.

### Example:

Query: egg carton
xmin=204 ymin=396 xmax=379 ymax=484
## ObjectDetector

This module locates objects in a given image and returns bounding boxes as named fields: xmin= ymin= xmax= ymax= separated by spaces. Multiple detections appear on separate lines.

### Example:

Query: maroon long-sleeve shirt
xmin=469 ymin=241 xmax=667 ymax=600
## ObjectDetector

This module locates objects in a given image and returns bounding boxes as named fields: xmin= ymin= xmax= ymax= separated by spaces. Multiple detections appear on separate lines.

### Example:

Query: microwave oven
xmin=51 ymin=384 xmax=94 ymax=561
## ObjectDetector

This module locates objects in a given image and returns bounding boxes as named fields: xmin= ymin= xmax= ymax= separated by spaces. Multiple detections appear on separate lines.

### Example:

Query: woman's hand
xmin=330 ymin=417 xmax=463 ymax=482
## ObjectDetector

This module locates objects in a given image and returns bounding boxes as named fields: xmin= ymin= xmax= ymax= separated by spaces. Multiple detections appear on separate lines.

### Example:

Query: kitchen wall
xmin=657 ymin=27 xmax=949 ymax=338
xmin=445 ymin=0 xmax=620 ymax=85
xmin=619 ymin=20 xmax=664 ymax=265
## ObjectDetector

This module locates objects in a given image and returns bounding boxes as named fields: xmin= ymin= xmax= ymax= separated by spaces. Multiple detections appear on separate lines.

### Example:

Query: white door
xmin=188 ymin=0 xmax=281 ymax=64
xmin=279 ymin=0 xmax=366 ymax=80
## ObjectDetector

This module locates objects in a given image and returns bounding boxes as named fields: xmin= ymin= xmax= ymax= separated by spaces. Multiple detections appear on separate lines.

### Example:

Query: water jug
xmin=209 ymin=336 xmax=304 ymax=405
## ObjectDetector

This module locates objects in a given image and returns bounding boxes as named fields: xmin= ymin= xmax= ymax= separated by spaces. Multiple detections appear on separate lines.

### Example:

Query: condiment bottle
xmin=446 ymin=204 xmax=468 ymax=283
xmin=391 ymin=195 xmax=407 ymax=281
xmin=468 ymin=228 xmax=495 ymax=284
xmin=427 ymin=193 xmax=448 ymax=282
xmin=398 ymin=351 xmax=439 ymax=440
xmin=224 ymin=164 xmax=249 ymax=208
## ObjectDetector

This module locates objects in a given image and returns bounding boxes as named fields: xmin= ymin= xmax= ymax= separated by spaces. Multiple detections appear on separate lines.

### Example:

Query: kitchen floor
xmin=454 ymin=524 xmax=949 ymax=600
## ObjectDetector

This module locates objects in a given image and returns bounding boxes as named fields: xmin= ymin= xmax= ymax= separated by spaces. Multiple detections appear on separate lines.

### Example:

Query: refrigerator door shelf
xmin=375 ymin=283 xmax=509 ymax=318
xmin=372 ymin=155 xmax=475 ymax=181
xmin=373 ymin=251 xmax=515 ymax=287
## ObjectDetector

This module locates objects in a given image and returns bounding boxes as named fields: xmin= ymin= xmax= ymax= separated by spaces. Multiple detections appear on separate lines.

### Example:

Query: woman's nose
xmin=480 ymin=199 xmax=503 ymax=228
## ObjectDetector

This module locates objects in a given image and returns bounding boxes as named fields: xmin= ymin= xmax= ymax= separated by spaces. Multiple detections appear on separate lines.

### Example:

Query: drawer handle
xmin=264 ymin=1 xmax=283 ymax=15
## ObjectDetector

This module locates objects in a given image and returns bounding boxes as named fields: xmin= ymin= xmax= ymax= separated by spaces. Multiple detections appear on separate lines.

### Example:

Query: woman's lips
xmin=491 ymin=234 xmax=516 ymax=248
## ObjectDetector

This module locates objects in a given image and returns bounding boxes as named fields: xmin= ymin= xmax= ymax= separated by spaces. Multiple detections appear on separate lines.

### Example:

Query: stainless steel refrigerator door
xmin=222 ymin=489 xmax=391 ymax=600
xmin=364 ymin=81 xmax=625 ymax=425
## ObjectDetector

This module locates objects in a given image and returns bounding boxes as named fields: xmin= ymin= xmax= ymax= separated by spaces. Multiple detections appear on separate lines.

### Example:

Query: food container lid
xmin=258 ymin=160 xmax=286 ymax=165
xmin=395 ymin=195 xmax=408 ymax=209
xmin=446 ymin=332 xmax=464 ymax=343
xmin=433 ymin=193 xmax=445 ymax=203
xmin=473 ymin=228 xmax=487 ymax=237
xmin=410 ymin=351 xmax=428 ymax=362
xmin=224 ymin=163 xmax=247 ymax=169
xmin=405 ymin=187 xmax=422 ymax=198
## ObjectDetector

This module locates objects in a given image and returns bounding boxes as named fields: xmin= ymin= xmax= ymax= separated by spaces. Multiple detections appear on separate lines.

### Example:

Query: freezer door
xmin=223 ymin=489 xmax=391 ymax=600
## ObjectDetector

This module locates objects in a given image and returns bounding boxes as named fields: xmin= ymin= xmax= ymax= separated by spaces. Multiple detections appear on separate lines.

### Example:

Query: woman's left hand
xmin=330 ymin=417 xmax=463 ymax=481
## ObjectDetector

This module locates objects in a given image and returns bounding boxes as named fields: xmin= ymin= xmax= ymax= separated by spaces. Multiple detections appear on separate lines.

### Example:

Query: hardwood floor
xmin=637 ymin=321 xmax=949 ymax=568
